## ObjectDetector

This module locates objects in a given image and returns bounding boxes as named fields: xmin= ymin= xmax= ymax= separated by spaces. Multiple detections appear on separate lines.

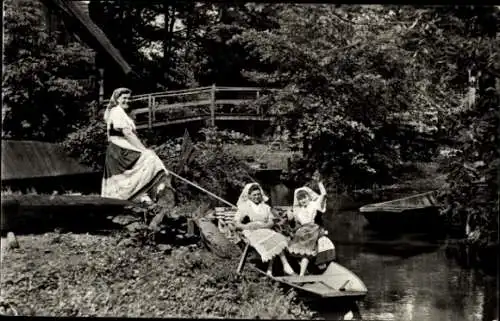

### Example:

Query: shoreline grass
xmin=0 ymin=232 xmax=317 ymax=319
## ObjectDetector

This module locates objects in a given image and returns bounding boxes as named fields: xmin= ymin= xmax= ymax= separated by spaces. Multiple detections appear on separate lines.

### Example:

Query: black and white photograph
xmin=1 ymin=1 xmax=499 ymax=320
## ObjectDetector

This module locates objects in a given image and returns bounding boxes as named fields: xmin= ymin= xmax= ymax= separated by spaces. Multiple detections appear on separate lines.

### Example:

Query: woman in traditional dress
xmin=234 ymin=183 xmax=296 ymax=276
xmin=101 ymin=87 xmax=172 ymax=203
xmin=287 ymin=173 xmax=335 ymax=276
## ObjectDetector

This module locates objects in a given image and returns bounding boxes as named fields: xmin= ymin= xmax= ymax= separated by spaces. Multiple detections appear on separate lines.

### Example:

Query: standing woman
xmin=101 ymin=87 xmax=172 ymax=203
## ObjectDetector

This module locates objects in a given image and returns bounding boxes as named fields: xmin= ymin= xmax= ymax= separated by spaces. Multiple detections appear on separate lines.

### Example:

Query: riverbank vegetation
xmin=0 ymin=233 xmax=315 ymax=318
xmin=3 ymin=0 xmax=498 ymax=288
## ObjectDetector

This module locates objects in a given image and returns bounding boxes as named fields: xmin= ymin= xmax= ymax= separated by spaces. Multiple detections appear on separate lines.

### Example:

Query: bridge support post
xmin=210 ymin=83 xmax=216 ymax=127
xmin=256 ymin=90 xmax=261 ymax=116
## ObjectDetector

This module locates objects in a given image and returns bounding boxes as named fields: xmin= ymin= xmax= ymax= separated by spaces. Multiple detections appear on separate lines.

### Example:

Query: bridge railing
xmin=102 ymin=85 xmax=280 ymax=129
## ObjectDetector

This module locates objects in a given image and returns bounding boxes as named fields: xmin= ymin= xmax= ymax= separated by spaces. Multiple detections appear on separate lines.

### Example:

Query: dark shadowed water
xmin=316 ymin=209 xmax=499 ymax=321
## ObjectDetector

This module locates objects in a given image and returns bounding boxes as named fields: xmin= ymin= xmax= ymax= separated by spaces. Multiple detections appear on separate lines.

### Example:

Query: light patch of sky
xmin=141 ymin=14 xmax=185 ymax=60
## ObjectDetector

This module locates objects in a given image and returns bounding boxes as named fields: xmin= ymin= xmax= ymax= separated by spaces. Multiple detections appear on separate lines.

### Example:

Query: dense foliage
xmin=438 ymin=86 xmax=499 ymax=243
xmin=5 ymin=1 xmax=499 ymax=248
xmin=236 ymin=5 xmax=468 ymax=189
xmin=2 ymin=0 xmax=95 ymax=142
xmin=151 ymin=129 xmax=252 ymax=204
xmin=437 ymin=59 xmax=498 ymax=243
xmin=61 ymin=115 xmax=107 ymax=171
xmin=87 ymin=2 xmax=280 ymax=92
xmin=425 ymin=6 xmax=500 ymax=245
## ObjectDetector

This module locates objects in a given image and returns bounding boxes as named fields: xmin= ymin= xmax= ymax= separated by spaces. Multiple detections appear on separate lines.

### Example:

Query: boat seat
xmin=213 ymin=207 xmax=241 ymax=244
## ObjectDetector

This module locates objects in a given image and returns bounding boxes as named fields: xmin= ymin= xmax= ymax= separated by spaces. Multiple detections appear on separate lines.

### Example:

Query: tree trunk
xmin=163 ymin=2 xmax=177 ymax=83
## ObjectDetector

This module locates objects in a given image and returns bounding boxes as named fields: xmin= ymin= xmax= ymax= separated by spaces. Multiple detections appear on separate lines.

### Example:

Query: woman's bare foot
xmin=266 ymin=260 xmax=273 ymax=277
xmin=299 ymin=258 xmax=309 ymax=276
xmin=156 ymin=182 xmax=166 ymax=194
xmin=139 ymin=194 xmax=153 ymax=204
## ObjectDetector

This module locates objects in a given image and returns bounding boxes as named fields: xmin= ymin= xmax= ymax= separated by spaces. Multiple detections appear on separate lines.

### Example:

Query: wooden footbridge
xmin=103 ymin=85 xmax=281 ymax=130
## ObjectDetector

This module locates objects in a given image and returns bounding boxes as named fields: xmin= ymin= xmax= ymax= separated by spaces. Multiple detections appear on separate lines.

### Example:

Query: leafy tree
xmin=2 ymin=0 xmax=95 ymax=142
xmin=87 ymin=2 xmax=281 ymax=92
xmin=435 ymin=6 xmax=500 ymax=245
xmin=191 ymin=3 xmax=281 ymax=87
xmin=237 ymin=5 xmax=444 ymax=189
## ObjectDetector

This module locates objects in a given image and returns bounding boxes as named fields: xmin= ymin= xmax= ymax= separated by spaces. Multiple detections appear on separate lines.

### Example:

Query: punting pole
xmin=168 ymin=170 xmax=236 ymax=208
xmin=167 ymin=170 xmax=251 ymax=274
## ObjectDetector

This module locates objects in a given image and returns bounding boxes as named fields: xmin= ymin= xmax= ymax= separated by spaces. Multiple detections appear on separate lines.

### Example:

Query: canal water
xmin=314 ymin=209 xmax=498 ymax=321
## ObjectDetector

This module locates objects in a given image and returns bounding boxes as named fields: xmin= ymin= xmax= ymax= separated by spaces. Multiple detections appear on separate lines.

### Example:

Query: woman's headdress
xmin=237 ymin=182 xmax=269 ymax=208
xmin=293 ymin=186 xmax=326 ymax=213
xmin=103 ymin=87 xmax=131 ymax=124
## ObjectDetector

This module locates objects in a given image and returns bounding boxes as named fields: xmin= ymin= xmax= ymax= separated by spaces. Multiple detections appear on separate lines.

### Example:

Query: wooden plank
xmin=195 ymin=218 xmax=241 ymax=259
xmin=135 ymin=116 xmax=208 ymax=130
xmin=103 ymin=86 xmax=280 ymax=105
xmin=134 ymin=115 xmax=275 ymax=130
xmin=212 ymin=115 xmax=274 ymax=121
xmin=131 ymin=99 xmax=212 ymax=115
xmin=1 ymin=194 xmax=132 ymax=207
xmin=215 ymin=99 xmax=253 ymax=105
xmin=127 ymin=87 xmax=213 ymax=101
xmin=275 ymin=274 xmax=349 ymax=284
xmin=236 ymin=242 xmax=251 ymax=274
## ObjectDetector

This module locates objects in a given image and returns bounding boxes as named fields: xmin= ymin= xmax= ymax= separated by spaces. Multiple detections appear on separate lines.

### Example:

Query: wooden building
xmin=39 ymin=0 xmax=133 ymax=102
xmin=1 ymin=2 xmax=135 ymax=193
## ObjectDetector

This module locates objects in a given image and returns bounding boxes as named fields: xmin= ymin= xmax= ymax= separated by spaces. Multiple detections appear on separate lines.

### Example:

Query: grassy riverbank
xmin=0 ymin=232 xmax=317 ymax=319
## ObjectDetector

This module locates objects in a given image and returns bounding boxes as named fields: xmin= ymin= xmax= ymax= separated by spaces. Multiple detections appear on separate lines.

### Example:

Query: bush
xmin=199 ymin=127 xmax=254 ymax=145
xmin=152 ymin=135 xmax=252 ymax=205
xmin=2 ymin=0 xmax=95 ymax=142
xmin=62 ymin=114 xmax=107 ymax=171
xmin=438 ymin=85 xmax=499 ymax=245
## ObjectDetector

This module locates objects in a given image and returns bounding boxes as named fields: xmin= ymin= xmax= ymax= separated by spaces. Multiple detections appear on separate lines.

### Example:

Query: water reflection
xmin=316 ymin=210 xmax=498 ymax=321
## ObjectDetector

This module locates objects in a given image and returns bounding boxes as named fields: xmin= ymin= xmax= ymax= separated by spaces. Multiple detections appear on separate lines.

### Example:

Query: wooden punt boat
xmin=358 ymin=191 xmax=443 ymax=232
xmin=195 ymin=206 xmax=368 ymax=300
xmin=1 ymin=194 xmax=132 ymax=233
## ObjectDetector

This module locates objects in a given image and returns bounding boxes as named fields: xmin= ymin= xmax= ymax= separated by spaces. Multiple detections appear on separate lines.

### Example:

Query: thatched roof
xmin=40 ymin=0 xmax=132 ymax=74
xmin=1 ymin=140 xmax=96 ymax=181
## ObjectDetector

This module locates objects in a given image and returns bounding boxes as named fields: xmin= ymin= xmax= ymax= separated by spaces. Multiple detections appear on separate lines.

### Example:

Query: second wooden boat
xmin=359 ymin=191 xmax=443 ymax=232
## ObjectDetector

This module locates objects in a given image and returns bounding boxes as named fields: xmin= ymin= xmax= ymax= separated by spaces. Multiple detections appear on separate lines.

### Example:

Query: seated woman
xmin=287 ymin=173 xmax=334 ymax=276
xmin=101 ymin=87 xmax=173 ymax=203
xmin=234 ymin=183 xmax=296 ymax=276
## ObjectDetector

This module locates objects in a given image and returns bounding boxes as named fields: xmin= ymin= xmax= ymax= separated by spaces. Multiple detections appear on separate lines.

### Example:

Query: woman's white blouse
xmin=108 ymin=106 xmax=136 ymax=131
xmin=293 ymin=198 xmax=323 ymax=225
xmin=235 ymin=201 xmax=272 ymax=223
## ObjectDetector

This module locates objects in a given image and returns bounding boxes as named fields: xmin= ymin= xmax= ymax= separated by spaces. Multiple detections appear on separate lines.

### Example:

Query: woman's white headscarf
xmin=103 ymin=87 xmax=131 ymax=125
xmin=237 ymin=182 xmax=269 ymax=208
xmin=293 ymin=186 xmax=326 ymax=213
